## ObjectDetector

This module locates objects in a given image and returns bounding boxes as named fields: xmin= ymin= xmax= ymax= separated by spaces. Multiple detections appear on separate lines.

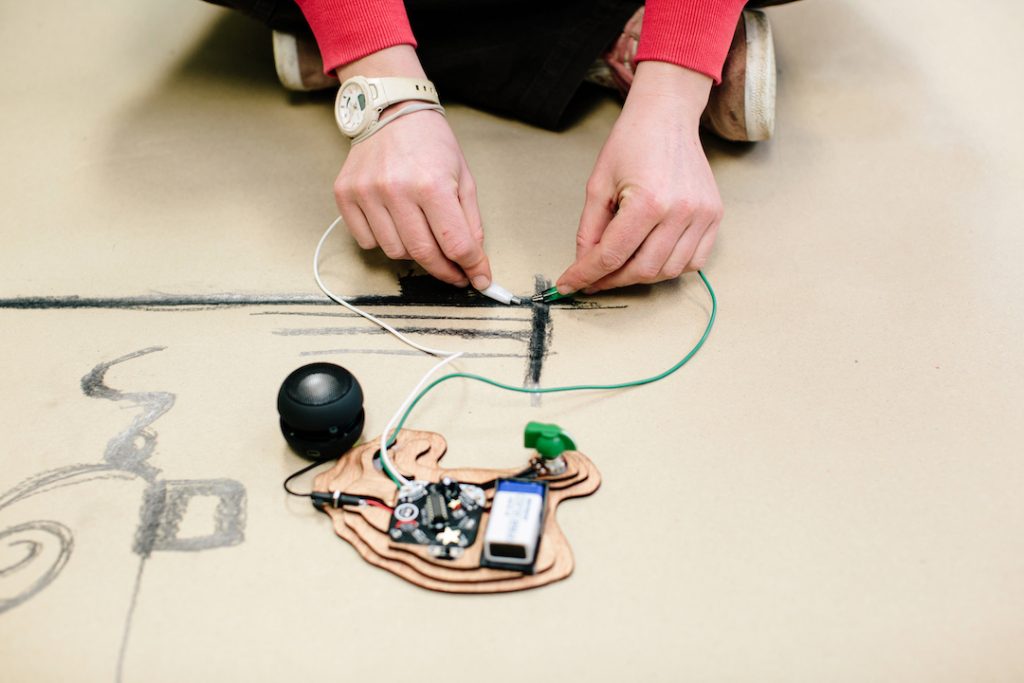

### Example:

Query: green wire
xmin=381 ymin=457 xmax=403 ymax=486
xmin=379 ymin=271 xmax=717 ymax=487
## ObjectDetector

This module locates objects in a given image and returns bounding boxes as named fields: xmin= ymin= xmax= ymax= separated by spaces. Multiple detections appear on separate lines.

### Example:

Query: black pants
xmin=204 ymin=0 xmax=643 ymax=129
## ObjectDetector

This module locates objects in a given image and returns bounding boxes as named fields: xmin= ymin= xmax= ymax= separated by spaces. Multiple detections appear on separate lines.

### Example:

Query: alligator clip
xmin=531 ymin=286 xmax=575 ymax=303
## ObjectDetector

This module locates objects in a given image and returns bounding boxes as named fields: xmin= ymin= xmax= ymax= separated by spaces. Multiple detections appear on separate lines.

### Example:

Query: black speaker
xmin=277 ymin=363 xmax=364 ymax=460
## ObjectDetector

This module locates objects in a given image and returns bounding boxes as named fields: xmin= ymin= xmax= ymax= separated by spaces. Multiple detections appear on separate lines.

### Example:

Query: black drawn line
xmin=300 ymin=349 xmax=532 ymax=359
xmin=0 ymin=270 xmax=621 ymax=312
xmin=313 ymin=271 xmax=615 ymax=309
xmin=0 ymin=275 xmax=503 ymax=310
xmin=276 ymin=326 xmax=532 ymax=342
xmin=526 ymin=277 xmax=555 ymax=406
xmin=390 ymin=272 xmax=526 ymax=307
xmin=0 ymin=293 xmax=331 ymax=310
xmin=0 ymin=292 xmax=618 ymax=311
xmin=252 ymin=311 xmax=533 ymax=322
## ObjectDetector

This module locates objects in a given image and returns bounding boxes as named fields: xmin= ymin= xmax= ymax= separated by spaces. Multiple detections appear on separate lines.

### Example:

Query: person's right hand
xmin=333 ymin=104 xmax=491 ymax=290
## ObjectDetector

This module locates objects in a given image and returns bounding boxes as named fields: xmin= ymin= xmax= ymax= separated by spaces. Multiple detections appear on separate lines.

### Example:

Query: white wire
xmin=313 ymin=216 xmax=460 ymax=358
xmin=378 ymin=351 xmax=464 ymax=486
xmin=313 ymin=216 xmax=464 ymax=486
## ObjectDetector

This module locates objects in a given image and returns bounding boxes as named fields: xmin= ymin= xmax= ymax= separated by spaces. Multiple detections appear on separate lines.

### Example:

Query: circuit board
xmin=387 ymin=477 xmax=486 ymax=560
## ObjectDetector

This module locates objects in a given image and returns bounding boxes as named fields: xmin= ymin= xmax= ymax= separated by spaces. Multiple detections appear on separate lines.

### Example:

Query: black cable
xmin=283 ymin=458 xmax=332 ymax=497
xmin=282 ymin=458 xmax=392 ymax=507
xmin=285 ymin=447 xmax=537 ymax=503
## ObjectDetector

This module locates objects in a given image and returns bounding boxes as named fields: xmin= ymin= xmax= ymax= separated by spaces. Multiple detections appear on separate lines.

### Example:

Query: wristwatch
xmin=335 ymin=76 xmax=440 ymax=139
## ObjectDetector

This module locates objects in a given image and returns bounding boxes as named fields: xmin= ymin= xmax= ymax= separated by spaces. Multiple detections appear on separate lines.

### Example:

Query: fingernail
xmin=556 ymin=284 xmax=573 ymax=295
xmin=582 ymin=287 xmax=597 ymax=295
xmin=455 ymin=278 xmax=469 ymax=287
xmin=471 ymin=275 xmax=490 ymax=290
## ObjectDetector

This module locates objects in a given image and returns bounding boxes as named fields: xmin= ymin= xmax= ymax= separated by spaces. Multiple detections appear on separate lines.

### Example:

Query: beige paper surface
xmin=2 ymin=1 xmax=1023 ymax=681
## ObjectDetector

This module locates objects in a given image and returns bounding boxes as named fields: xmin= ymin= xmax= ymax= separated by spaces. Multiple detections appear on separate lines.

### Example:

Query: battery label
xmin=482 ymin=479 xmax=546 ymax=568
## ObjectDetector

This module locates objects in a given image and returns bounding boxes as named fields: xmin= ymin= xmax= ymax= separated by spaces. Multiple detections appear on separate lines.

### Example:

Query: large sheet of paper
xmin=2 ymin=2 xmax=1023 ymax=681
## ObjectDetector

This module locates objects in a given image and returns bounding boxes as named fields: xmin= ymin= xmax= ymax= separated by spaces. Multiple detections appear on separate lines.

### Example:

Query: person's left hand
xmin=556 ymin=62 xmax=723 ymax=295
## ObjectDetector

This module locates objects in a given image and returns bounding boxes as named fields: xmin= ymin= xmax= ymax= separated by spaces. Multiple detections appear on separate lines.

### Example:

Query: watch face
xmin=337 ymin=82 xmax=368 ymax=134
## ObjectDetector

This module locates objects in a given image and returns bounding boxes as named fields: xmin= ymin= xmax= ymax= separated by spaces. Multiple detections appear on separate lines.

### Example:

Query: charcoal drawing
xmin=0 ymin=346 xmax=248 ymax=682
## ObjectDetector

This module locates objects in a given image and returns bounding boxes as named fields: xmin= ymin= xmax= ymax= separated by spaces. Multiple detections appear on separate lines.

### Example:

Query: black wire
xmin=283 ymin=458 xmax=332 ymax=497
xmin=285 ymin=453 xmax=536 ymax=504
xmin=282 ymin=436 xmax=398 ymax=499
xmin=282 ymin=458 xmax=392 ymax=507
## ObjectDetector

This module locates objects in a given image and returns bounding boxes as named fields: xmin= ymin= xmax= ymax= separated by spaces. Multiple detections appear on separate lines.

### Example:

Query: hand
xmin=332 ymin=47 xmax=492 ymax=289
xmin=556 ymin=62 xmax=723 ymax=294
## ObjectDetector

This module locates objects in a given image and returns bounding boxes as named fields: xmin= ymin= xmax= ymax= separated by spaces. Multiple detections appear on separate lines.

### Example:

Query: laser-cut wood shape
xmin=312 ymin=429 xmax=601 ymax=593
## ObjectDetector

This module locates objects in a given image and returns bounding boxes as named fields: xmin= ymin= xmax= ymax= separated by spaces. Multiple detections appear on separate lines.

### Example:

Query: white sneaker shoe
xmin=272 ymin=30 xmax=335 ymax=92
xmin=588 ymin=7 xmax=777 ymax=142
xmin=701 ymin=9 xmax=777 ymax=142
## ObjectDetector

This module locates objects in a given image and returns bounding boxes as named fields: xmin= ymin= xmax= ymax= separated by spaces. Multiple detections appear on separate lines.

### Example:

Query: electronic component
xmin=478 ymin=282 xmax=522 ymax=306
xmin=530 ymin=286 xmax=575 ymax=303
xmin=387 ymin=477 xmax=485 ymax=560
xmin=481 ymin=479 xmax=547 ymax=573
xmin=524 ymin=421 xmax=575 ymax=475
xmin=277 ymin=363 xmax=364 ymax=460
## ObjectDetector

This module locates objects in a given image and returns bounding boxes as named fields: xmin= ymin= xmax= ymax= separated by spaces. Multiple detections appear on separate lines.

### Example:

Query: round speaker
xmin=277 ymin=363 xmax=364 ymax=460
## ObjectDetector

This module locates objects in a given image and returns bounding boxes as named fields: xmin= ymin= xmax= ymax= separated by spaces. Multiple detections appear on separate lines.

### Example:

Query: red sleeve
xmin=294 ymin=0 xmax=417 ymax=75
xmin=634 ymin=0 xmax=747 ymax=84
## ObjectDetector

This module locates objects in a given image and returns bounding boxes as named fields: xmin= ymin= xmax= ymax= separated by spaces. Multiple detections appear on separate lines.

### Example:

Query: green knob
xmin=524 ymin=421 xmax=576 ymax=459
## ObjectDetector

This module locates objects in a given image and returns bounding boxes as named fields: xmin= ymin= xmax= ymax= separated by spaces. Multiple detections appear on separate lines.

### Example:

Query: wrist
xmin=626 ymin=61 xmax=713 ymax=125
xmin=335 ymin=45 xmax=426 ymax=82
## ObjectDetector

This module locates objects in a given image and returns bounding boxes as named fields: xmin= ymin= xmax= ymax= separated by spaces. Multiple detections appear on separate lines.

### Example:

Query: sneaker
xmin=272 ymin=30 xmax=335 ymax=92
xmin=702 ymin=9 xmax=776 ymax=141
xmin=589 ymin=7 xmax=777 ymax=142
xmin=586 ymin=7 xmax=644 ymax=96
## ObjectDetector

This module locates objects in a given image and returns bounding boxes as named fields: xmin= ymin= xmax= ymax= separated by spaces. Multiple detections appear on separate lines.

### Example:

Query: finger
xmin=338 ymin=201 xmax=377 ymax=250
xmin=685 ymin=221 xmax=720 ymax=272
xmin=575 ymin=183 xmax=616 ymax=261
xmin=388 ymin=200 xmax=468 ymax=286
xmin=361 ymin=200 xmax=410 ymax=260
xmin=335 ymin=182 xmax=378 ymax=250
xmin=420 ymin=184 xmax=492 ymax=290
xmin=459 ymin=170 xmax=484 ymax=245
xmin=659 ymin=221 xmax=711 ymax=278
xmin=557 ymin=193 xmax=657 ymax=293
xmin=585 ymin=222 xmax=685 ymax=292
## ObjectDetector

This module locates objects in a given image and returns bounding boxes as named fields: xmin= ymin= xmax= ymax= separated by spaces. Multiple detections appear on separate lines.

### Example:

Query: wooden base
xmin=312 ymin=429 xmax=601 ymax=593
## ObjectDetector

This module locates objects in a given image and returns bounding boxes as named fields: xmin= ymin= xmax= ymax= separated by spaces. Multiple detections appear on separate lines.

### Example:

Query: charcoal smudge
xmin=274 ymin=326 xmax=532 ymax=342
xmin=525 ymin=276 xmax=554 ymax=404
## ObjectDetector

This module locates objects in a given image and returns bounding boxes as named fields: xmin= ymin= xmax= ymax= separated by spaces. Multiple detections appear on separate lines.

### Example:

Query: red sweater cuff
xmin=635 ymin=0 xmax=747 ymax=84
xmin=295 ymin=0 xmax=418 ymax=75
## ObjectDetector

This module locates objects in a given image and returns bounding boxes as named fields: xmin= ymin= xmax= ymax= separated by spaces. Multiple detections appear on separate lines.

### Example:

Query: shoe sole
xmin=272 ymin=31 xmax=308 ymax=92
xmin=742 ymin=10 xmax=777 ymax=141
xmin=272 ymin=31 xmax=335 ymax=92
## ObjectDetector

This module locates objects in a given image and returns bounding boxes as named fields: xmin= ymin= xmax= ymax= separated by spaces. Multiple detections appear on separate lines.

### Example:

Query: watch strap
xmin=352 ymin=102 xmax=446 ymax=145
xmin=369 ymin=77 xmax=439 ymax=108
